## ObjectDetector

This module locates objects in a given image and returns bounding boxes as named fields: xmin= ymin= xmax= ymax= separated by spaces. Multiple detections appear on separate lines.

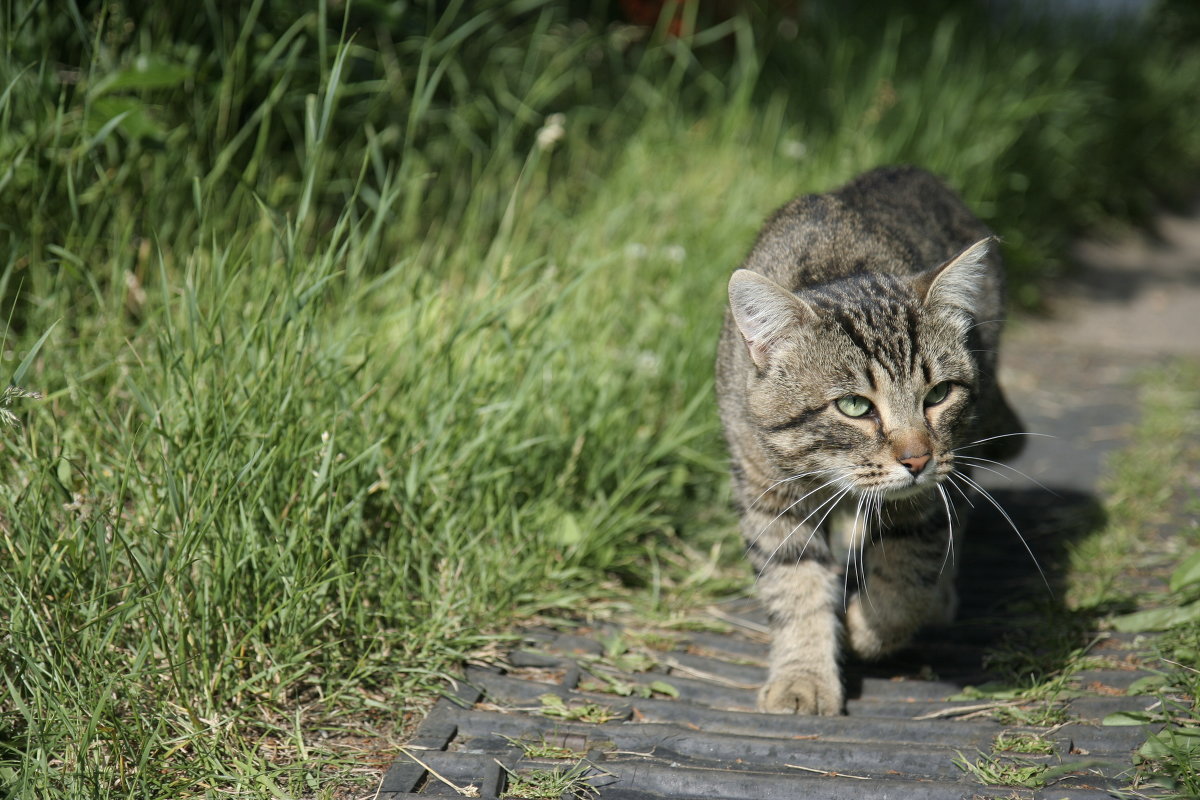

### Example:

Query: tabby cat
xmin=715 ymin=166 xmax=1024 ymax=715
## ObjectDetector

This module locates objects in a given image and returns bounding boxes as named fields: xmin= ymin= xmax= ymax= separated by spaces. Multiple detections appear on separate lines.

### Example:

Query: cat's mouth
xmin=872 ymin=470 xmax=945 ymax=500
xmin=879 ymin=482 xmax=935 ymax=500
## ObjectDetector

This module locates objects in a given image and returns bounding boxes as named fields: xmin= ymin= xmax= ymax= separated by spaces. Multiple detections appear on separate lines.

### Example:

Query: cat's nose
xmin=899 ymin=453 xmax=931 ymax=475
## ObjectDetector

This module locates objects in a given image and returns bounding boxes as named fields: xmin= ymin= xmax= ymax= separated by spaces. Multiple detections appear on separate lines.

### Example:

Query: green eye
xmin=925 ymin=381 xmax=951 ymax=406
xmin=836 ymin=394 xmax=873 ymax=418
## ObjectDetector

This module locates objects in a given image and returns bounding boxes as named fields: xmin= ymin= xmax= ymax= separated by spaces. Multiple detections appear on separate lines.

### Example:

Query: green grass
xmin=1126 ymin=623 xmax=1200 ymax=797
xmin=500 ymin=760 xmax=599 ymax=800
xmin=499 ymin=733 xmax=591 ymax=761
xmin=1067 ymin=361 xmax=1200 ymax=610
xmin=3 ymin=2 xmax=1200 ymax=797
xmin=964 ymin=361 xmax=1200 ymax=793
xmin=992 ymin=732 xmax=1055 ymax=756
xmin=954 ymin=750 xmax=1050 ymax=789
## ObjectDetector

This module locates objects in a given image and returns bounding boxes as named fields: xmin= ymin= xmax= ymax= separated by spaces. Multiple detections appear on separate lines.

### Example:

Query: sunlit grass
xmin=2 ymin=2 xmax=1200 ymax=797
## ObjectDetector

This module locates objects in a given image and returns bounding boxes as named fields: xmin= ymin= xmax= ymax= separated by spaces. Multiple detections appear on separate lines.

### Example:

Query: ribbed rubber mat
xmin=378 ymin=588 xmax=1160 ymax=799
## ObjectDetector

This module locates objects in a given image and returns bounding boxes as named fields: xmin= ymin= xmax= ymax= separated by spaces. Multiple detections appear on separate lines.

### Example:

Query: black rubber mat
xmin=377 ymin=591 xmax=1160 ymax=798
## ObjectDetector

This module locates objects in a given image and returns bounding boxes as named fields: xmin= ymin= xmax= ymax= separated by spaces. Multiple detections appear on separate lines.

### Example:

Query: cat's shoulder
xmin=755 ymin=166 xmax=955 ymax=236
xmin=833 ymin=165 xmax=973 ymax=217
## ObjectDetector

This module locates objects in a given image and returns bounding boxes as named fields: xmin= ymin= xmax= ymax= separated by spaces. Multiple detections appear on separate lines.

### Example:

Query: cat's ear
xmin=917 ymin=237 xmax=994 ymax=317
xmin=728 ymin=269 xmax=813 ymax=370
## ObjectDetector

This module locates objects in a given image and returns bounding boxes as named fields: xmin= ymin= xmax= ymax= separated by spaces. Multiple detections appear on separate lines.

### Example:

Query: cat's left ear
xmin=916 ymin=237 xmax=994 ymax=317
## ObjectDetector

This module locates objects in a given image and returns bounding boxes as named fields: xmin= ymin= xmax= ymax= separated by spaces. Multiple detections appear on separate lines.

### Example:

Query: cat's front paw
xmin=845 ymin=598 xmax=888 ymax=660
xmin=757 ymin=667 xmax=843 ymax=715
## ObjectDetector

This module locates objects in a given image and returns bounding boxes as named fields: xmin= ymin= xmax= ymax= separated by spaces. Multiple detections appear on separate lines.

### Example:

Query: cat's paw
xmin=845 ymin=596 xmax=910 ymax=659
xmin=757 ymin=668 xmax=843 ymax=715
xmin=846 ymin=590 xmax=948 ymax=659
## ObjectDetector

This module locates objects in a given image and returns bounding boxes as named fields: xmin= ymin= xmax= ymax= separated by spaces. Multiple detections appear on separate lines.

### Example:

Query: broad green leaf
xmin=649 ymin=680 xmax=679 ymax=698
xmin=93 ymin=55 xmax=191 ymax=94
xmin=1126 ymin=674 xmax=1169 ymax=695
xmin=1170 ymin=550 xmax=1200 ymax=593
xmin=1138 ymin=728 xmax=1200 ymax=761
xmin=612 ymin=652 xmax=654 ymax=672
xmin=600 ymin=631 xmax=627 ymax=658
xmin=1102 ymin=710 xmax=1155 ymax=726
xmin=538 ymin=694 xmax=567 ymax=713
xmin=1110 ymin=602 xmax=1200 ymax=633
xmin=87 ymin=97 xmax=166 ymax=140
xmin=950 ymin=682 xmax=1026 ymax=701
xmin=554 ymin=513 xmax=582 ymax=547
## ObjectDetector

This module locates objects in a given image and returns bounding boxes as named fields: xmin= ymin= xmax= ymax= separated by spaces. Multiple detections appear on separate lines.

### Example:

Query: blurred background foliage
xmin=4 ymin=0 xmax=1199 ymax=317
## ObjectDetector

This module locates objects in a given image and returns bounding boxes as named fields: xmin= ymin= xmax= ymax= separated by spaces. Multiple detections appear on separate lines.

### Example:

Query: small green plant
xmin=573 ymin=631 xmax=680 ymax=698
xmin=993 ymin=703 xmax=1071 ymax=727
xmin=1135 ymin=725 xmax=1200 ymax=797
xmin=953 ymin=684 xmax=1073 ymax=726
xmin=955 ymin=751 xmax=1049 ymax=788
xmin=0 ymin=385 xmax=39 ymax=429
xmin=577 ymin=672 xmax=679 ymax=699
xmin=595 ymin=632 xmax=660 ymax=673
xmin=538 ymin=695 xmax=620 ymax=724
xmin=500 ymin=761 xmax=598 ymax=800
xmin=980 ymin=611 xmax=1096 ymax=696
xmin=1110 ymin=550 xmax=1200 ymax=633
xmin=1103 ymin=553 xmax=1200 ymax=796
xmin=625 ymin=629 xmax=681 ymax=653
xmin=1 ymin=320 xmax=54 ymax=429
xmin=499 ymin=734 xmax=591 ymax=761
xmin=993 ymin=731 xmax=1056 ymax=755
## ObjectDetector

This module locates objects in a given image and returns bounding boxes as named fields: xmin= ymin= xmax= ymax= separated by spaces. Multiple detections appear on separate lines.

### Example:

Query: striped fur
xmin=715 ymin=166 xmax=1023 ymax=715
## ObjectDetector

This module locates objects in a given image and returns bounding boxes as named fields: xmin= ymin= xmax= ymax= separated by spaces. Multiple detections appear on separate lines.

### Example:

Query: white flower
xmin=781 ymin=139 xmax=808 ymax=160
xmin=536 ymin=113 xmax=565 ymax=151
xmin=635 ymin=351 xmax=662 ymax=376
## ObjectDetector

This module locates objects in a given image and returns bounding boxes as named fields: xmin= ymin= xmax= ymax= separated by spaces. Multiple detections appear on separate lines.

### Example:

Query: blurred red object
xmin=618 ymin=0 xmax=695 ymax=36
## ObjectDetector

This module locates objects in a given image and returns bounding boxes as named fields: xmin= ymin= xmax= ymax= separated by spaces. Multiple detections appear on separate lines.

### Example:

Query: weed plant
xmin=2 ymin=1 xmax=1200 ymax=796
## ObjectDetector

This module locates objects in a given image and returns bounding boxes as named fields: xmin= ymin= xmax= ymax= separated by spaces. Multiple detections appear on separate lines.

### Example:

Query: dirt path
xmin=376 ymin=213 xmax=1200 ymax=799
xmin=999 ymin=207 xmax=1200 ymax=495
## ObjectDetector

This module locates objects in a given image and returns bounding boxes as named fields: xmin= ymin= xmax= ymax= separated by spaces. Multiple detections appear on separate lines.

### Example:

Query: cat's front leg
xmin=844 ymin=509 xmax=958 ymax=659
xmin=745 ymin=508 xmax=844 ymax=715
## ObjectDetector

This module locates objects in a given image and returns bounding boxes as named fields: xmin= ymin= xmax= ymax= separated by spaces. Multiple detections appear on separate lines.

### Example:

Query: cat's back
xmin=740 ymin=166 xmax=994 ymax=291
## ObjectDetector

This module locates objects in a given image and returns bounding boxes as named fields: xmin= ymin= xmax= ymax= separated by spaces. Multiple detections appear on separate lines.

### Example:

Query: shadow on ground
xmin=848 ymin=485 xmax=1110 ymax=697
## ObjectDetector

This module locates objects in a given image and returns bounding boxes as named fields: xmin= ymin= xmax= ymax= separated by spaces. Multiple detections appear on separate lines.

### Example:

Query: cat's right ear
xmin=728 ymin=270 xmax=812 ymax=370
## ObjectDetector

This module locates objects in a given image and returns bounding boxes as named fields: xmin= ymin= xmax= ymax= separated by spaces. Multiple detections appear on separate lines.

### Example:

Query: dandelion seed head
xmin=663 ymin=244 xmax=686 ymax=263
xmin=536 ymin=113 xmax=566 ymax=151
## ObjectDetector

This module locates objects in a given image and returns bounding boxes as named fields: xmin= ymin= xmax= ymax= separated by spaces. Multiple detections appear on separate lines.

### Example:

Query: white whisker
xmin=936 ymin=483 xmax=956 ymax=574
xmin=955 ymin=455 xmax=1059 ymax=496
xmin=754 ymin=485 xmax=853 ymax=582
xmin=846 ymin=491 xmax=871 ymax=611
xmin=953 ymin=432 xmax=1054 ymax=452
xmin=945 ymin=472 xmax=976 ymax=508
xmin=950 ymin=472 xmax=1051 ymax=594
xmin=844 ymin=499 xmax=858 ymax=611
xmin=748 ymin=468 xmax=840 ymax=510
xmin=744 ymin=476 xmax=844 ymax=555
xmin=858 ymin=489 xmax=876 ymax=608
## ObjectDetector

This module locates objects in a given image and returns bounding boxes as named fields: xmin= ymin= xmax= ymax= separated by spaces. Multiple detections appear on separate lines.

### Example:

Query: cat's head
xmin=727 ymin=238 xmax=992 ymax=499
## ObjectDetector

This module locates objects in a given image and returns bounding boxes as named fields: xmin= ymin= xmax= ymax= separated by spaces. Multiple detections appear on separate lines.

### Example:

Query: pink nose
xmin=899 ymin=453 xmax=930 ymax=475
